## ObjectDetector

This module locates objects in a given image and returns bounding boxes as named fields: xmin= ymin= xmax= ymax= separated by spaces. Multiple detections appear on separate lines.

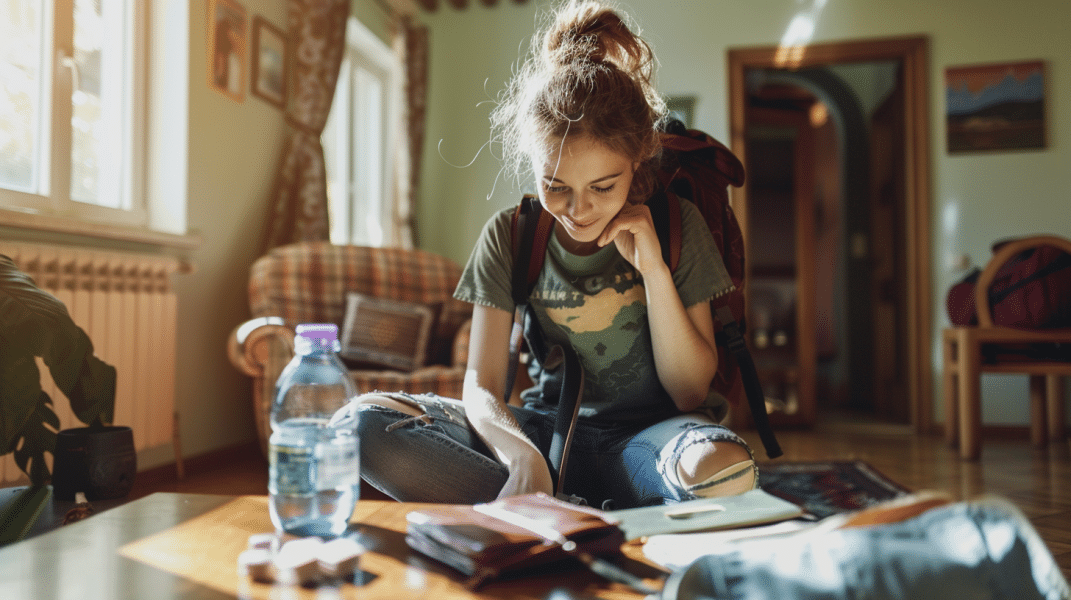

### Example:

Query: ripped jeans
xmin=350 ymin=393 xmax=755 ymax=509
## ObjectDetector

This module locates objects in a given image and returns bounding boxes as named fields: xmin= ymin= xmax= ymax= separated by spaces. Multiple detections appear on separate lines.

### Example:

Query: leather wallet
xmin=405 ymin=492 xmax=625 ymax=588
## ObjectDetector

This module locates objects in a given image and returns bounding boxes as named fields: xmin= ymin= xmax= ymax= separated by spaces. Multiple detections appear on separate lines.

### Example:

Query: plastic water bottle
xmin=269 ymin=323 xmax=359 ymax=538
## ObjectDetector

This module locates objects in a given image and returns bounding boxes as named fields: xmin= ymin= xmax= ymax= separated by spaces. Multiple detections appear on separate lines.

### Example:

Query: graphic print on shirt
xmin=530 ymin=258 xmax=661 ymax=411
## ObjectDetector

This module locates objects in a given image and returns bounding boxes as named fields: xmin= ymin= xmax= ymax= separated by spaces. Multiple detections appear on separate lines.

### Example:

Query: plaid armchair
xmin=227 ymin=242 xmax=473 ymax=456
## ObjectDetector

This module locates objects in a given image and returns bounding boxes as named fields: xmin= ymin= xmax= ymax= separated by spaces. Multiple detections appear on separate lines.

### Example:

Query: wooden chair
xmin=942 ymin=235 xmax=1071 ymax=460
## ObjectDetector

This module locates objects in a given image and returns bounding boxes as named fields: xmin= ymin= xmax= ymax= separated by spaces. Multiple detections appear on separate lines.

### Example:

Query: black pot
xmin=51 ymin=426 xmax=137 ymax=501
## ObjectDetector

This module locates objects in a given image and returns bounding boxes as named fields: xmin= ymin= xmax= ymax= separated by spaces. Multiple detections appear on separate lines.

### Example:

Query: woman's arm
xmin=599 ymin=204 xmax=718 ymax=412
xmin=643 ymin=266 xmax=718 ymax=411
xmin=463 ymin=303 xmax=554 ymax=498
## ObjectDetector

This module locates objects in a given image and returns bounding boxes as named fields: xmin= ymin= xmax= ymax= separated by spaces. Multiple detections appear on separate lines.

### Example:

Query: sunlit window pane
xmin=324 ymin=61 xmax=351 ymax=246
xmin=0 ymin=0 xmax=42 ymax=193
xmin=70 ymin=0 xmax=126 ymax=208
xmin=323 ymin=18 xmax=394 ymax=247
xmin=353 ymin=65 xmax=384 ymax=246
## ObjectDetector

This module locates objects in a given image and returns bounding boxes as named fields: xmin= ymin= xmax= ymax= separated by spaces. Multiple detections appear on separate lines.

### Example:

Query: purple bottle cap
xmin=295 ymin=323 xmax=338 ymax=341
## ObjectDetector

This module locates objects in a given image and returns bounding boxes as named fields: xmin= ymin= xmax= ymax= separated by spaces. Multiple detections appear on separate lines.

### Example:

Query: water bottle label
xmin=316 ymin=441 xmax=360 ymax=490
xmin=270 ymin=444 xmax=315 ymax=495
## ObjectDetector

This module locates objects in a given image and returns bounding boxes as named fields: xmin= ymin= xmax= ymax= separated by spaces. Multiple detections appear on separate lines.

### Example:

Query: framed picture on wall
xmin=666 ymin=96 xmax=697 ymax=128
xmin=251 ymin=16 xmax=289 ymax=110
xmin=945 ymin=60 xmax=1046 ymax=153
xmin=207 ymin=0 xmax=247 ymax=102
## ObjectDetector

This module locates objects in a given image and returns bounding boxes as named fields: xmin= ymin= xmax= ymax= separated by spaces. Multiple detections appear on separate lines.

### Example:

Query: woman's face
xmin=533 ymin=136 xmax=637 ymax=255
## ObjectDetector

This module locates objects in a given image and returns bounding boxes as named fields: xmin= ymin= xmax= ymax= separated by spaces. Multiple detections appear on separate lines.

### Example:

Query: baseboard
xmin=979 ymin=425 xmax=1031 ymax=440
xmin=816 ymin=420 xmax=915 ymax=436
xmin=133 ymin=440 xmax=263 ymax=488
xmin=929 ymin=424 xmax=1032 ymax=440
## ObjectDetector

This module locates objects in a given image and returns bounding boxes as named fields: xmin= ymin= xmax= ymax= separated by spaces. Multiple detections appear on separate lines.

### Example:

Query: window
xmin=1 ymin=0 xmax=147 ymax=227
xmin=323 ymin=17 xmax=400 ymax=247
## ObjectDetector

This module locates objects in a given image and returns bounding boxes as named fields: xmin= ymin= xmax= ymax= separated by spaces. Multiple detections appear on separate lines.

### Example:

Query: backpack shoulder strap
xmin=506 ymin=196 xmax=542 ymax=405
xmin=511 ymin=195 xmax=555 ymax=306
xmin=508 ymin=196 xmax=584 ymax=494
xmin=715 ymin=304 xmax=782 ymax=458
xmin=647 ymin=189 xmax=683 ymax=273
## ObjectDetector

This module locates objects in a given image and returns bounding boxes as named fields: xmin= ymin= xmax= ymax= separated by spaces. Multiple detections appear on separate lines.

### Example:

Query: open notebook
xmin=607 ymin=488 xmax=803 ymax=541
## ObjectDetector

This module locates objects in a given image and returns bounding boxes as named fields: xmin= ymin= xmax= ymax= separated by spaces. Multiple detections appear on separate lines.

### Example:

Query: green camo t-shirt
xmin=454 ymin=199 xmax=733 ymax=421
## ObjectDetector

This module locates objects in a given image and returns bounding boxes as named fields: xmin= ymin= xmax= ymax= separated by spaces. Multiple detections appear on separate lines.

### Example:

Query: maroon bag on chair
xmin=946 ymin=238 xmax=1071 ymax=329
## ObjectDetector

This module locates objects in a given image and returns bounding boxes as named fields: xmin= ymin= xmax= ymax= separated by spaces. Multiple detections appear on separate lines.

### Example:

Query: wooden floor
xmin=129 ymin=423 xmax=1071 ymax=581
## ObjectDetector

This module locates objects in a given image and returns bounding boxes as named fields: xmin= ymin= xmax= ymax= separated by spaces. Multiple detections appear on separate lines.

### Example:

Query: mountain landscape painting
xmin=945 ymin=61 xmax=1045 ymax=153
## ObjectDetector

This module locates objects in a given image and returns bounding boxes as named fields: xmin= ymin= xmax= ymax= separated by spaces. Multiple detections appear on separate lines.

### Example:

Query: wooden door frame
xmin=728 ymin=36 xmax=933 ymax=432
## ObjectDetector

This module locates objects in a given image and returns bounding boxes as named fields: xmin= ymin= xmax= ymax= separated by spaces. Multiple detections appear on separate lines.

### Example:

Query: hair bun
xmin=542 ymin=1 xmax=645 ymax=73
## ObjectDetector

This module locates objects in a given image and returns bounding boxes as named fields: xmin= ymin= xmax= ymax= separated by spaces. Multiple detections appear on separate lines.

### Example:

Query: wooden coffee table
xmin=0 ymin=493 xmax=664 ymax=599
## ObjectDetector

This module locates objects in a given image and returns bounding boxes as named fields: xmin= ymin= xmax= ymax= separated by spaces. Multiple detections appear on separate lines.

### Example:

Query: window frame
xmin=324 ymin=17 xmax=400 ymax=248
xmin=0 ymin=0 xmax=153 ymax=233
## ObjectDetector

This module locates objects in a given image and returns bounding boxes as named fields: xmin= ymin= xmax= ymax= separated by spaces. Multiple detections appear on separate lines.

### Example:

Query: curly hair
xmin=490 ymin=1 xmax=667 ymax=203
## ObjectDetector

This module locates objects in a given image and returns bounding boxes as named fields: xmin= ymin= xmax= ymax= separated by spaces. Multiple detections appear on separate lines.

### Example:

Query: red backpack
xmin=947 ymin=237 xmax=1071 ymax=330
xmin=509 ymin=121 xmax=781 ymax=486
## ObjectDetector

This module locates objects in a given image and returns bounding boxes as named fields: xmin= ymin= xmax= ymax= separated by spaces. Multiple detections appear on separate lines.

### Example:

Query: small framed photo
xmin=251 ymin=16 xmax=289 ymax=110
xmin=207 ymin=0 xmax=247 ymax=102
xmin=945 ymin=60 xmax=1046 ymax=153
xmin=666 ymin=96 xmax=697 ymax=129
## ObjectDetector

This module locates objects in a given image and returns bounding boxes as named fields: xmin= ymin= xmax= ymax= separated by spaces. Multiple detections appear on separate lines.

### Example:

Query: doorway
xmin=728 ymin=37 xmax=933 ymax=431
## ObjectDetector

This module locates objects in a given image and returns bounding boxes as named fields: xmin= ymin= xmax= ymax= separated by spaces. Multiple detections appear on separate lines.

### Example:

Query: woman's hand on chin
xmin=598 ymin=203 xmax=664 ymax=275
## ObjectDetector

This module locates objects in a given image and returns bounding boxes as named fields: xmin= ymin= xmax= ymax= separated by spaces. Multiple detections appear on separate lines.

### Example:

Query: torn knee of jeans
xmin=684 ymin=459 xmax=757 ymax=498
xmin=660 ymin=427 xmax=757 ymax=498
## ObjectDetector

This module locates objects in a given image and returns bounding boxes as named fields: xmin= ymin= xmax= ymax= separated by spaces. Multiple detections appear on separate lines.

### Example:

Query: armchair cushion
xmin=340 ymin=293 xmax=436 ymax=371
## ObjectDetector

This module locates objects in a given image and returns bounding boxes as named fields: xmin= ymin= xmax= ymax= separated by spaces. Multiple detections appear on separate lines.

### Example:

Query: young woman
xmin=336 ymin=0 xmax=756 ymax=509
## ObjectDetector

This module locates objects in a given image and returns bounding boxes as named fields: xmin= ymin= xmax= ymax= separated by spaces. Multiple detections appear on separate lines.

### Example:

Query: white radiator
xmin=0 ymin=241 xmax=186 ymax=485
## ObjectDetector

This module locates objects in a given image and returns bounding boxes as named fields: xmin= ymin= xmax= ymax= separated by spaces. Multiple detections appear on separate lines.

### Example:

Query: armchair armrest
xmin=227 ymin=316 xmax=296 ymax=458
xmin=227 ymin=316 xmax=295 ymax=377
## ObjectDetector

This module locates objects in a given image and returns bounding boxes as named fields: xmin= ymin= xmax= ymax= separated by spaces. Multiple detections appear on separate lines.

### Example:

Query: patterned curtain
xmin=262 ymin=0 xmax=349 ymax=252
xmin=388 ymin=17 xmax=428 ymax=250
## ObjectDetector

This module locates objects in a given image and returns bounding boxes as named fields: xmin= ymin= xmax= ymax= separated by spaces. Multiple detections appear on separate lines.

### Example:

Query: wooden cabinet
xmin=743 ymin=106 xmax=818 ymax=427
